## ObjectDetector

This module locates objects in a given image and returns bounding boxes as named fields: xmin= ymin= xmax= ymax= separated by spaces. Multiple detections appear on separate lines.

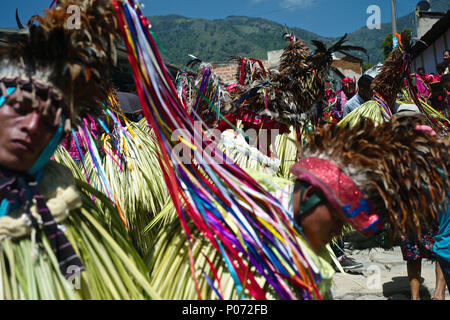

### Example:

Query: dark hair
xmin=436 ymin=61 xmax=447 ymax=73
xmin=441 ymin=74 xmax=450 ymax=84
xmin=358 ymin=75 xmax=374 ymax=90
xmin=417 ymin=67 xmax=425 ymax=73
xmin=444 ymin=49 xmax=450 ymax=55
xmin=293 ymin=179 xmax=326 ymax=218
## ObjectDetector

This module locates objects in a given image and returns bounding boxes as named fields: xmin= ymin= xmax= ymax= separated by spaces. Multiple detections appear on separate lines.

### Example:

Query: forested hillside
xmin=148 ymin=0 xmax=447 ymax=68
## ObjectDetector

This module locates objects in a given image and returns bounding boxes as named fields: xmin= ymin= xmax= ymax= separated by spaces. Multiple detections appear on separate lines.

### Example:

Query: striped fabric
xmin=0 ymin=168 xmax=85 ymax=278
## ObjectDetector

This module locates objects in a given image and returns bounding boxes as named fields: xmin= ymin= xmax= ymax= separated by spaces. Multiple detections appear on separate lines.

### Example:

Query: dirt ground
xmin=330 ymin=232 xmax=450 ymax=300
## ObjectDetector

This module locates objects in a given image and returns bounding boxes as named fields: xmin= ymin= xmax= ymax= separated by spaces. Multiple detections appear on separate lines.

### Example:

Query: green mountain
xmin=148 ymin=0 xmax=447 ymax=68
xmin=149 ymin=15 xmax=331 ymax=67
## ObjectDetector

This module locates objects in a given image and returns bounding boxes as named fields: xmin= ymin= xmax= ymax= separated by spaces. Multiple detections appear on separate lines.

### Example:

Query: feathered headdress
xmin=292 ymin=115 xmax=448 ymax=242
xmin=0 ymin=0 xmax=120 ymax=132
xmin=307 ymin=34 xmax=368 ymax=71
xmin=183 ymin=55 xmax=233 ymax=127
xmin=224 ymin=33 xmax=367 ymax=127
xmin=371 ymin=31 xmax=412 ymax=112
xmin=340 ymin=31 xmax=447 ymax=134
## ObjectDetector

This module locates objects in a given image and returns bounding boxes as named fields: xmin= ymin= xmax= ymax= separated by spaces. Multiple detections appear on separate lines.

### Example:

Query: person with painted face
xmin=0 ymin=0 xmax=155 ymax=299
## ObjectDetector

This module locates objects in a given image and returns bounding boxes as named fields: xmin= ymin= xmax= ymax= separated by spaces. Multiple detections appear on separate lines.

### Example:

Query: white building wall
xmin=435 ymin=33 xmax=446 ymax=59
xmin=423 ymin=46 xmax=436 ymax=74
xmin=340 ymin=70 xmax=361 ymax=82
xmin=413 ymin=28 xmax=450 ymax=74
xmin=417 ymin=16 xmax=442 ymax=39
xmin=267 ymin=50 xmax=283 ymax=69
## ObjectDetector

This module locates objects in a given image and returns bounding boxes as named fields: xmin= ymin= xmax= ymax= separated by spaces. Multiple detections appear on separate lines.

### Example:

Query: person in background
xmin=59 ymin=118 xmax=99 ymax=164
xmin=327 ymin=77 xmax=356 ymax=121
xmin=422 ymin=64 xmax=443 ymax=86
xmin=443 ymin=50 xmax=450 ymax=74
xmin=329 ymin=77 xmax=364 ymax=271
xmin=399 ymin=223 xmax=447 ymax=300
xmin=414 ymin=67 xmax=430 ymax=98
xmin=440 ymin=74 xmax=450 ymax=121
xmin=434 ymin=203 xmax=450 ymax=294
xmin=60 ymin=130 xmax=84 ymax=164
xmin=342 ymin=75 xmax=374 ymax=117
xmin=393 ymin=108 xmax=447 ymax=300
xmin=436 ymin=62 xmax=447 ymax=76
xmin=433 ymin=179 xmax=450 ymax=292
xmin=417 ymin=67 xmax=426 ymax=77
xmin=339 ymin=77 xmax=356 ymax=108
xmin=116 ymin=86 xmax=144 ymax=123
xmin=442 ymin=74 xmax=450 ymax=95
xmin=330 ymin=237 xmax=363 ymax=273
xmin=430 ymin=74 xmax=450 ymax=122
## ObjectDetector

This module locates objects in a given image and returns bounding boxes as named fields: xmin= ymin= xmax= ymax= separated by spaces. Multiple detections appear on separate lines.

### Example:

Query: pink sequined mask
xmin=290 ymin=157 xmax=384 ymax=236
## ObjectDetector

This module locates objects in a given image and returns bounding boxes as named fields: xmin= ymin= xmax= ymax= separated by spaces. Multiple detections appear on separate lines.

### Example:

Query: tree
xmin=381 ymin=28 xmax=412 ymax=61
xmin=362 ymin=63 xmax=375 ymax=73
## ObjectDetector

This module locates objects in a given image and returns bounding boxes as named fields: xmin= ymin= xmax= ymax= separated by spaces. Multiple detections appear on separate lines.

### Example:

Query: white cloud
xmin=279 ymin=0 xmax=317 ymax=9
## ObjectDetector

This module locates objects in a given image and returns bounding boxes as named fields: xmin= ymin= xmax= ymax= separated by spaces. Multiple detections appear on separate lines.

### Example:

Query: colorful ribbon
xmin=113 ymin=0 xmax=324 ymax=300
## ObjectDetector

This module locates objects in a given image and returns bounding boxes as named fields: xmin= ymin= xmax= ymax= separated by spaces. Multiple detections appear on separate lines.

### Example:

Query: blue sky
xmin=0 ymin=0 xmax=423 ymax=37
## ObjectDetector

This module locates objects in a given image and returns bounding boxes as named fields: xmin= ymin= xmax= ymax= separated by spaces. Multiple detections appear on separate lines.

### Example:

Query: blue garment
xmin=437 ymin=256 xmax=450 ymax=288
xmin=343 ymin=93 xmax=399 ymax=118
xmin=342 ymin=93 xmax=365 ymax=117
xmin=433 ymin=194 xmax=450 ymax=262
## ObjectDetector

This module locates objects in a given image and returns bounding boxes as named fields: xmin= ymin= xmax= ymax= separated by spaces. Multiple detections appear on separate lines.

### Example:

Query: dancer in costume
xmin=115 ymin=2 xmax=341 ymax=300
xmin=0 ymin=0 xmax=158 ymax=299
xmin=184 ymin=58 xmax=233 ymax=129
xmin=221 ymin=56 xmax=289 ymax=157
xmin=290 ymin=115 xmax=448 ymax=255
xmin=182 ymin=55 xmax=285 ymax=172
xmin=339 ymin=32 xmax=448 ymax=135
xmin=186 ymin=32 xmax=367 ymax=161
xmin=223 ymin=33 xmax=367 ymax=130
xmin=189 ymin=32 xmax=367 ymax=133
xmin=433 ymin=145 xmax=450 ymax=289
xmin=389 ymin=112 xmax=447 ymax=300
